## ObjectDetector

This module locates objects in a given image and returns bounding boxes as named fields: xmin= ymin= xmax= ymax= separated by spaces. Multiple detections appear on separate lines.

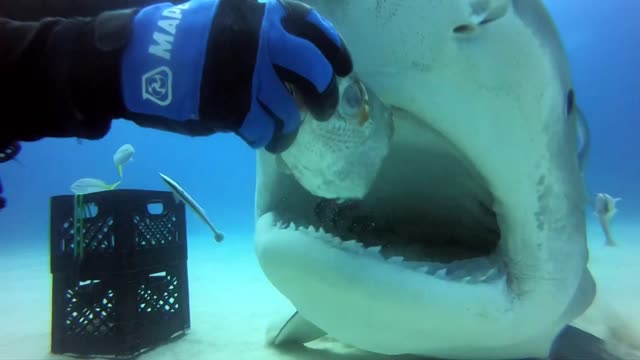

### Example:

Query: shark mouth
xmin=264 ymin=124 xmax=508 ymax=288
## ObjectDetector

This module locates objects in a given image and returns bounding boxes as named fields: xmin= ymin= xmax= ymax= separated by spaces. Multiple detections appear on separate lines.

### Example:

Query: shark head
xmin=254 ymin=1 xmax=595 ymax=359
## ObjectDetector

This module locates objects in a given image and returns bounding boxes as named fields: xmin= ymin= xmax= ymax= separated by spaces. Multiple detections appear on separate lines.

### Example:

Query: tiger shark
xmin=253 ymin=1 xmax=598 ymax=359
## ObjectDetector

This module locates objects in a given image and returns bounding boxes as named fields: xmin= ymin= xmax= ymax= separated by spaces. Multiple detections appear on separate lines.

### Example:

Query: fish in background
xmin=159 ymin=172 xmax=225 ymax=243
xmin=113 ymin=144 xmax=135 ymax=178
xmin=70 ymin=178 xmax=120 ymax=195
xmin=70 ymin=144 xmax=135 ymax=194
xmin=595 ymin=193 xmax=621 ymax=247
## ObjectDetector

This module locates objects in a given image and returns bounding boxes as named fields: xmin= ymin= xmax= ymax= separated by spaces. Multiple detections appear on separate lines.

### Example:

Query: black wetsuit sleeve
xmin=0 ymin=0 xmax=160 ymax=21
xmin=0 ymin=1 xmax=166 ymax=148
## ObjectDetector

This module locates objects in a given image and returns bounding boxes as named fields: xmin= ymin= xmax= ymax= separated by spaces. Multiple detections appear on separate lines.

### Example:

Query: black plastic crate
xmin=49 ymin=189 xmax=190 ymax=357
xmin=51 ymin=263 xmax=191 ymax=357
xmin=50 ymin=189 xmax=187 ymax=274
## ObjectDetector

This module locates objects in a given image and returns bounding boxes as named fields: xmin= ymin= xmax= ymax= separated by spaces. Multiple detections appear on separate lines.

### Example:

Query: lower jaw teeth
xmin=274 ymin=220 xmax=505 ymax=284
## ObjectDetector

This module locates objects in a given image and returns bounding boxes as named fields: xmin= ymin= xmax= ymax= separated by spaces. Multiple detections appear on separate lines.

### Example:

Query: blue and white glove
xmin=120 ymin=0 xmax=353 ymax=153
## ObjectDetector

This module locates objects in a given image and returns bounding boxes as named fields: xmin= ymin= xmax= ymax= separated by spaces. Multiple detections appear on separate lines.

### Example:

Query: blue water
xmin=0 ymin=123 xmax=257 ymax=248
xmin=544 ymin=0 xmax=640 ymax=216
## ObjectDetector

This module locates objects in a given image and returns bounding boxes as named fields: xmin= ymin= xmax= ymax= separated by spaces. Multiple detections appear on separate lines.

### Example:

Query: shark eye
xmin=566 ymin=89 xmax=575 ymax=116
xmin=339 ymin=82 xmax=365 ymax=119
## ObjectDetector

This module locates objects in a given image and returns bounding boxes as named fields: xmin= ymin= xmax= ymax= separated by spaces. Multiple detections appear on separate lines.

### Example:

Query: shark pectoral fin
xmin=547 ymin=270 xmax=615 ymax=359
xmin=266 ymin=311 xmax=327 ymax=346
xmin=550 ymin=325 xmax=625 ymax=360
xmin=560 ymin=269 xmax=596 ymax=323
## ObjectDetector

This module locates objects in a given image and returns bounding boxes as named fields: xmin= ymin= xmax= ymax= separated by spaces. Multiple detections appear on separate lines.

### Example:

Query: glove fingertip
xmin=265 ymin=126 xmax=300 ymax=154
xmin=276 ymin=65 xmax=339 ymax=123
xmin=307 ymin=74 xmax=339 ymax=122
xmin=334 ymin=43 xmax=353 ymax=77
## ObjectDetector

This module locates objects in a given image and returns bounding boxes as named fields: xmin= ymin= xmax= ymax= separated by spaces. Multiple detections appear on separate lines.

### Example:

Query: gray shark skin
xmin=253 ymin=1 xmax=599 ymax=359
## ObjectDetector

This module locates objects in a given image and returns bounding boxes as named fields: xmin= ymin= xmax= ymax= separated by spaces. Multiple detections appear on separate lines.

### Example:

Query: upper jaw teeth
xmin=274 ymin=220 xmax=506 ymax=284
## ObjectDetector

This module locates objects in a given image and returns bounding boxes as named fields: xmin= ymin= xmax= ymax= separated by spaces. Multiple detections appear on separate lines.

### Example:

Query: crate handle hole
xmin=79 ymin=280 xmax=101 ymax=286
xmin=147 ymin=202 xmax=165 ymax=215
xmin=81 ymin=203 xmax=98 ymax=218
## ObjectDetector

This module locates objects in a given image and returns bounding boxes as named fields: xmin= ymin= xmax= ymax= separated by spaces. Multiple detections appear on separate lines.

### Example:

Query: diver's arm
xmin=0 ymin=0 xmax=167 ymax=21
xmin=0 ymin=0 xmax=353 ymax=153
xmin=0 ymin=11 xmax=134 ymax=148
xmin=0 ymin=0 xmax=179 ymax=149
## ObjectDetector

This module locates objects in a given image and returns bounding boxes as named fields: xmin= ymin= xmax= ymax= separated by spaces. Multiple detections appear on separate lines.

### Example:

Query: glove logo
xmin=142 ymin=66 xmax=173 ymax=106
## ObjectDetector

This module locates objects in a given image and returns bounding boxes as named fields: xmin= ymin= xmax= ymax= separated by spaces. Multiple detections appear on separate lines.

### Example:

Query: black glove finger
xmin=274 ymin=65 xmax=339 ymax=122
xmin=265 ymin=125 xmax=300 ymax=154
xmin=277 ymin=0 xmax=353 ymax=122
xmin=280 ymin=0 xmax=353 ymax=77
xmin=250 ymin=94 xmax=299 ymax=154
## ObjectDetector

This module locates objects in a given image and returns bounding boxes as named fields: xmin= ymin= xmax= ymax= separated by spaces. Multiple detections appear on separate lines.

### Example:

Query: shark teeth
xmin=366 ymin=245 xmax=382 ymax=254
xmin=275 ymin=219 xmax=506 ymax=284
xmin=342 ymin=240 xmax=365 ymax=253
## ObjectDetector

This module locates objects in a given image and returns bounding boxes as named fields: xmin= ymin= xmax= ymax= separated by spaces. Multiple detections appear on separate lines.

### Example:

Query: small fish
xmin=71 ymin=178 xmax=120 ymax=195
xmin=594 ymin=193 xmax=621 ymax=247
xmin=113 ymin=144 xmax=135 ymax=178
xmin=159 ymin=172 xmax=224 ymax=242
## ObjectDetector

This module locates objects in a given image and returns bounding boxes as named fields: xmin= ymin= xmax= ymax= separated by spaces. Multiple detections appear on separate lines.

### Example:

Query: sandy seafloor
xmin=0 ymin=220 xmax=638 ymax=360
